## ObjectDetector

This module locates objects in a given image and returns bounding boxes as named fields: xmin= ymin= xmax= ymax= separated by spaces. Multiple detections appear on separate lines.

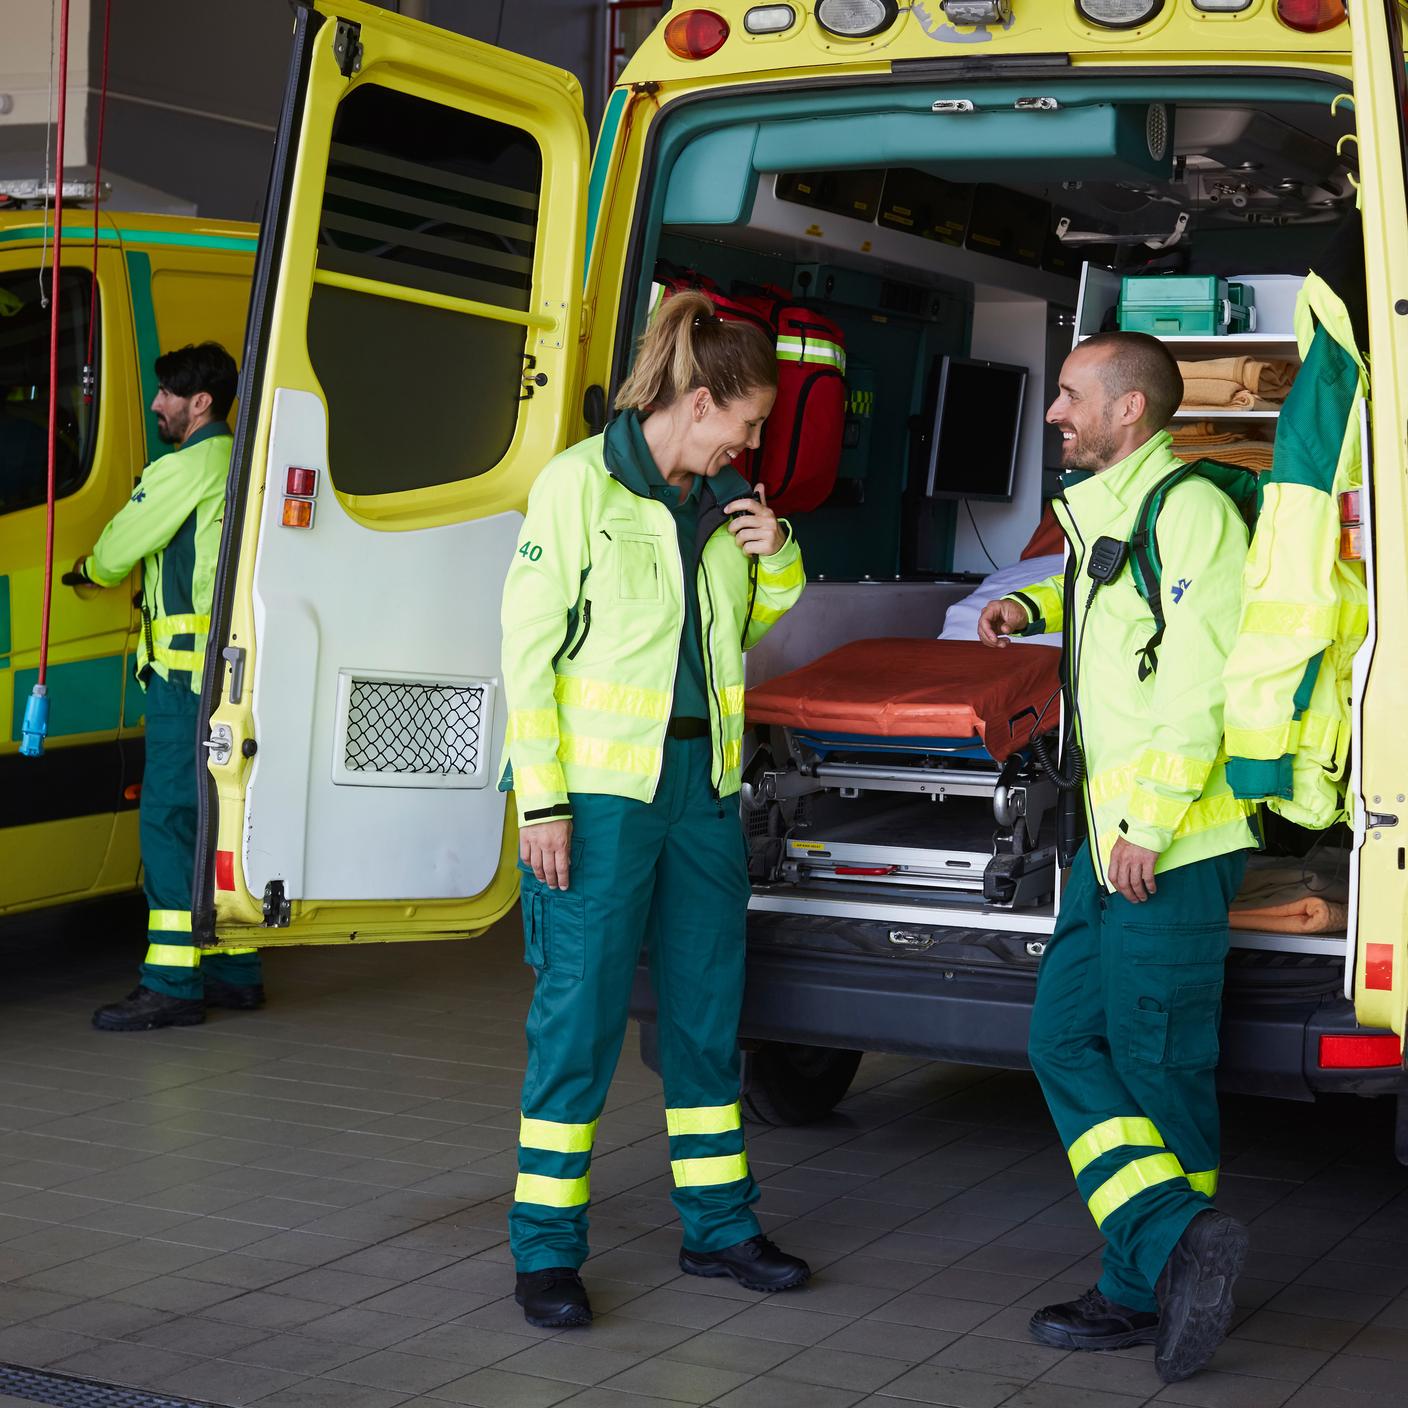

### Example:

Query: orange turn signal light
xmin=282 ymin=498 xmax=314 ymax=529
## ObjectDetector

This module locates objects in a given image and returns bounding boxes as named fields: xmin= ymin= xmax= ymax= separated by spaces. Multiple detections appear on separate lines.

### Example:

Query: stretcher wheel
xmin=743 ymin=1043 xmax=862 ymax=1127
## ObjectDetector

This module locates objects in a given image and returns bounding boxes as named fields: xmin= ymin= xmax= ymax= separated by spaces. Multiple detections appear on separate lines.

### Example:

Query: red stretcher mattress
xmin=746 ymin=638 xmax=1061 ymax=763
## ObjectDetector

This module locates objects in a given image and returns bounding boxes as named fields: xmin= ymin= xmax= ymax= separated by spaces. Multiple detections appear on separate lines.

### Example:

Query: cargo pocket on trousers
xmin=518 ymin=840 xmax=587 ymax=980
xmin=1122 ymin=920 xmax=1228 ymax=1070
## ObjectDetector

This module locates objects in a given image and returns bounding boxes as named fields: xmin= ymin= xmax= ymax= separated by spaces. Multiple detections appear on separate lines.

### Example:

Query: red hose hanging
xmin=83 ymin=0 xmax=112 ymax=400
xmin=20 ymin=0 xmax=72 ymax=757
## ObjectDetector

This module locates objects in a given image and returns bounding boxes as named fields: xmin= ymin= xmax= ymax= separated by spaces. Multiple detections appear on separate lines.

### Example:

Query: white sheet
xmin=939 ymin=554 xmax=1064 ymax=648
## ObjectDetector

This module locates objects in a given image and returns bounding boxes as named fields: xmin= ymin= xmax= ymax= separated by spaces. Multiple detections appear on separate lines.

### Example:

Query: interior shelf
xmin=1172 ymin=408 xmax=1280 ymax=420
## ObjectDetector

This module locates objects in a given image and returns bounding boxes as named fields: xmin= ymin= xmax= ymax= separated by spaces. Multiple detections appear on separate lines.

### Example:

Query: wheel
xmin=743 ymin=1042 xmax=862 ymax=1126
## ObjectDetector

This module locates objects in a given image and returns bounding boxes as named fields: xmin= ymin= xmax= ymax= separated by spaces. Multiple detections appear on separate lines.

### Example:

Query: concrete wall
xmin=2 ymin=1 xmax=622 ymax=221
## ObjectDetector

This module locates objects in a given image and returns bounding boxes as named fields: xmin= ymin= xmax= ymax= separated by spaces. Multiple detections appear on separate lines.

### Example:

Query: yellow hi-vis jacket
xmin=85 ymin=422 xmax=231 ymax=691
xmin=499 ymin=433 xmax=805 ymax=827
xmin=1005 ymin=430 xmax=1257 ymax=886
xmin=1221 ymin=273 xmax=1369 ymax=829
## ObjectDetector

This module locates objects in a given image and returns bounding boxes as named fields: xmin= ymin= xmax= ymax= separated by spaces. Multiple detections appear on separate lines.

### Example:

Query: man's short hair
xmin=1079 ymin=331 xmax=1184 ymax=430
xmin=154 ymin=342 xmax=239 ymax=422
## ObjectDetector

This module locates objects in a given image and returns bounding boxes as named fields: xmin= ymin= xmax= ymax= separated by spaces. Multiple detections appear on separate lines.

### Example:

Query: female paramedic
xmin=498 ymin=290 xmax=809 ymax=1329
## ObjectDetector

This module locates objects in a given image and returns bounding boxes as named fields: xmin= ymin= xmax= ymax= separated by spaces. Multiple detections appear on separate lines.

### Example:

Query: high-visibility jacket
xmin=1222 ymin=273 xmax=1369 ymax=829
xmin=1005 ymin=430 xmax=1256 ymax=886
xmin=499 ymin=431 xmax=805 ymax=827
xmin=86 ymin=421 xmax=231 ymax=692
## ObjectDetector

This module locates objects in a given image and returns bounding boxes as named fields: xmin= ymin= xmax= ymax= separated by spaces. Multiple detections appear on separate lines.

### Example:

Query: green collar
xmin=181 ymin=419 xmax=232 ymax=451
xmin=603 ymin=411 xmax=753 ymax=508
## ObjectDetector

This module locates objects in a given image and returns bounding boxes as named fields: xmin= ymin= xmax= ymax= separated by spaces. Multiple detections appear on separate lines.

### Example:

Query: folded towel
xmin=1178 ymin=357 xmax=1295 ymax=400
xmin=1180 ymin=377 xmax=1281 ymax=411
xmin=1229 ymin=895 xmax=1348 ymax=934
xmin=1229 ymin=858 xmax=1349 ymax=934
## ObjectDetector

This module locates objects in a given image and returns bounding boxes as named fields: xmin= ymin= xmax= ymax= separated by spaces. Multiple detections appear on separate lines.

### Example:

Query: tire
xmin=743 ymin=1042 xmax=863 ymax=1126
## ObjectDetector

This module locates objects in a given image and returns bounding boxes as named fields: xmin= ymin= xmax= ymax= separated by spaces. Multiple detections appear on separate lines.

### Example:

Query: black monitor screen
xmin=925 ymin=357 xmax=1027 ymax=502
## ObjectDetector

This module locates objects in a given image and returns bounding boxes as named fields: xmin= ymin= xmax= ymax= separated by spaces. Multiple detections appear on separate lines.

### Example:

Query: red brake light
xmin=1319 ymin=1034 xmax=1403 ymax=1069
xmin=286 ymin=466 xmax=318 ymax=497
xmin=665 ymin=9 xmax=730 ymax=59
xmin=1275 ymin=0 xmax=1346 ymax=32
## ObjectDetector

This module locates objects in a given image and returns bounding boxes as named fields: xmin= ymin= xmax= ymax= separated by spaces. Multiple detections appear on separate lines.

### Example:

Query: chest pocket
xmin=616 ymin=532 xmax=664 ymax=603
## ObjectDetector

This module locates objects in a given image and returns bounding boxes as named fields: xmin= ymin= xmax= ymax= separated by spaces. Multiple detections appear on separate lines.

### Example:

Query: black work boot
xmin=514 ymin=1267 xmax=592 ymax=1328
xmin=92 ymin=987 xmax=204 ymax=1032
xmin=1154 ymin=1209 xmax=1249 ymax=1383
xmin=1028 ymin=1286 xmax=1159 ymax=1351
xmin=679 ymin=1235 xmax=810 ymax=1292
xmin=204 ymin=976 xmax=266 ymax=1011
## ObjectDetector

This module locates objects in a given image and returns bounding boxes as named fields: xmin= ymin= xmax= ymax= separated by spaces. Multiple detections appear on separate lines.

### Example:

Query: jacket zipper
xmin=698 ymin=552 xmax=724 ymax=800
xmin=646 ymin=498 xmax=686 ymax=802
xmin=566 ymin=598 xmax=593 ymax=660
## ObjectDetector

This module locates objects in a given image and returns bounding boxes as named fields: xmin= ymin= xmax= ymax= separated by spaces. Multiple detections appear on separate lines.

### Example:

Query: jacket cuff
xmin=759 ymin=520 xmax=798 ymax=570
xmin=519 ymin=800 xmax=572 ymax=828
xmin=1225 ymin=755 xmax=1293 ymax=802
xmin=1116 ymin=816 xmax=1172 ymax=855
xmin=84 ymin=553 xmax=123 ymax=588
xmin=1004 ymin=592 xmax=1044 ymax=636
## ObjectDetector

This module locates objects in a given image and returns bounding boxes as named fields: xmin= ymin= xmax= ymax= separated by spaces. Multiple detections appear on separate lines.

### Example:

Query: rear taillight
xmin=215 ymin=850 xmax=236 ymax=891
xmin=1339 ymin=488 xmax=1362 ymax=560
xmin=1319 ymin=1033 xmax=1403 ymax=1069
xmin=1275 ymin=0 xmax=1346 ymax=32
xmin=664 ymin=10 xmax=729 ymax=59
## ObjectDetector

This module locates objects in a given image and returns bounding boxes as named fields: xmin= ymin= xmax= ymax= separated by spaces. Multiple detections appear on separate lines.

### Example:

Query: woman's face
xmin=688 ymin=385 xmax=776 ymax=476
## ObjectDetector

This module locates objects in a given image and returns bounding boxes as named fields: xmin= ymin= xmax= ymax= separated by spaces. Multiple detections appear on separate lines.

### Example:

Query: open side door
xmin=194 ymin=0 xmax=588 ymax=947
xmin=1348 ymin=0 xmax=1408 ymax=1039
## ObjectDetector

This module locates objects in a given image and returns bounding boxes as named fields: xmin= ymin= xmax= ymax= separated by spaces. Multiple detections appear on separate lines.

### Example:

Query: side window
xmin=0 ymin=270 xmax=98 ymax=517
xmin=308 ymin=83 xmax=542 ymax=498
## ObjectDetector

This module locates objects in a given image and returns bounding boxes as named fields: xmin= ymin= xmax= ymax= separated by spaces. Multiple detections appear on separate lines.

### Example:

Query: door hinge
xmin=204 ymin=723 xmax=233 ymax=767
xmin=333 ymin=19 xmax=363 ymax=78
xmin=262 ymin=879 xmax=292 ymax=928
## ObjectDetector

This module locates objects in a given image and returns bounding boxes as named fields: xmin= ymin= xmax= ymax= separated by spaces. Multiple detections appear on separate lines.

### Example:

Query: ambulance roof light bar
xmin=0 ymin=178 xmax=109 ymax=208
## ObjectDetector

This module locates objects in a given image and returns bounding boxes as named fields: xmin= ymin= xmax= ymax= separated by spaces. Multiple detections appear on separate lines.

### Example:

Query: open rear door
xmin=1348 ymin=0 xmax=1408 ymax=1040
xmin=194 ymin=0 xmax=588 ymax=948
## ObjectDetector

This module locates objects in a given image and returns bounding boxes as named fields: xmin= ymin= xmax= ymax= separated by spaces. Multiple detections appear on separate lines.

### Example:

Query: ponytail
xmin=615 ymin=289 xmax=776 ymax=412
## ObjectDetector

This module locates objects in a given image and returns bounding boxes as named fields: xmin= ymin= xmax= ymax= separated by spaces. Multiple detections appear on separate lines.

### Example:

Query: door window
xmin=0 ymin=271 xmax=98 ymax=516
xmin=308 ymin=82 xmax=543 ymax=497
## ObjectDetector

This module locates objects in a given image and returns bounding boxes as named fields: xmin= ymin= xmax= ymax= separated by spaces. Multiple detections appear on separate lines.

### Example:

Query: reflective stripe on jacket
xmin=86 ymin=423 xmax=231 ymax=692
xmin=498 ymin=433 xmax=805 ymax=826
xmin=1005 ymin=430 xmax=1256 ymax=886
xmin=1221 ymin=273 xmax=1368 ymax=830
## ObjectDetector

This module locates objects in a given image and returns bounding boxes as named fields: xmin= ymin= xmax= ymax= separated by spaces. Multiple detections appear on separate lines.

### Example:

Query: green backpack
xmin=1127 ymin=458 xmax=1261 ymax=681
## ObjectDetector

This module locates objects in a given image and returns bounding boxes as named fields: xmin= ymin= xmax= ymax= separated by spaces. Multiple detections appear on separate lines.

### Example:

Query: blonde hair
xmin=615 ymin=289 xmax=776 ymax=412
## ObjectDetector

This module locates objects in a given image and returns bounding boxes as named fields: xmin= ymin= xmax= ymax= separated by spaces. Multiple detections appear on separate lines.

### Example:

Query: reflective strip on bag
xmin=515 ymin=1171 xmax=590 ymax=1207
xmin=145 ymin=944 xmax=199 ymax=968
xmin=1067 ymin=1116 xmax=1166 ymax=1179
xmin=670 ymin=1152 xmax=750 ymax=1188
xmin=149 ymin=910 xmax=193 ymax=933
xmin=1187 ymin=1168 xmax=1219 ymax=1197
xmin=520 ymin=1115 xmax=598 ymax=1154
xmin=775 ymin=337 xmax=846 ymax=374
xmin=1224 ymin=722 xmax=1295 ymax=760
xmin=556 ymin=674 xmax=672 ymax=722
xmin=666 ymin=1102 xmax=742 ymax=1138
xmin=1240 ymin=600 xmax=1340 ymax=640
xmin=1087 ymin=1152 xmax=1186 ymax=1228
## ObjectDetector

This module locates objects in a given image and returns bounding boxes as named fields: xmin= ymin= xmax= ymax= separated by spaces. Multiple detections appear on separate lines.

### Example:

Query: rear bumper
xmin=629 ymin=915 xmax=1405 ymax=1102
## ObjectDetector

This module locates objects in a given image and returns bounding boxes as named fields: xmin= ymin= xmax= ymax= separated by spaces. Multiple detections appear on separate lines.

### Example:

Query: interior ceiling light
xmin=744 ymin=4 xmax=796 ymax=33
xmin=664 ymin=10 xmax=730 ymax=59
xmin=1275 ymin=0 xmax=1347 ymax=31
xmin=1191 ymin=0 xmax=1252 ymax=11
xmin=815 ymin=0 xmax=900 ymax=39
xmin=1076 ymin=0 xmax=1164 ymax=27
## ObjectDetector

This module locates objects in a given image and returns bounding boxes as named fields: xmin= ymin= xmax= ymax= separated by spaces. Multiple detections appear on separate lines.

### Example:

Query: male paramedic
xmin=70 ymin=343 xmax=266 ymax=1031
xmin=978 ymin=332 xmax=1255 ymax=1384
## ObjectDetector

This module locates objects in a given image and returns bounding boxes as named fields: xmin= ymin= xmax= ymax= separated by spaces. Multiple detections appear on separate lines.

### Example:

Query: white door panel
xmin=245 ymin=388 xmax=520 ymax=902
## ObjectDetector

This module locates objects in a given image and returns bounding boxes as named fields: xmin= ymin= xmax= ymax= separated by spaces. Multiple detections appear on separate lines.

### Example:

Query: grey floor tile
xmin=246 ymin=1381 xmax=410 ymax=1408
xmin=49 ymin=1339 xmax=201 ymax=1389
xmin=1037 ymin=1348 xmax=1161 ymax=1396
xmin=0 ymin=1323 xmax=104 ymax=1367
xmin=597 ymin=1357 xmax=752 ymax=1404
xmin=873 ymin=1362 xmax=1024 ymax=1407
xmin=425 ymin=1366 xmax=577 ymax=1406
xmin=1001 ymin=1386 xmax=1147 ymax=1408
xmin=1153 ymin=1368 xmax=1300 ymax=1408
xmin=224 ymin=1331 xmax=372 ymax=1375
xmin=326 ymin=1347 xmax=468 ymax=1393
xmin=773 ymin=1345 xmax=910 ymax=1392
xmin=1232 ymin=1310 xmax=1362 ymax=1353
xmin=298 ymin=1305 xmax=437 ymax=1349
xmin=930 ymin=1332 xmax=1070 ymax=1380
xmin=659 ymin=1328 xmax=800 ymax=1375
xmin=713 ymin=1299 xmax=850 ymax=1346
xmin=1309 ymin=1352 xmax=1408 ymax=1396
xmin=29 ymin=1298 xmax=173 ymax=1340
xmin=394 ymin=1322 xmax=546 ymax=1367
xmin=157 ymin=1357 xmax=308 ymax=1405
xmin=205 ymin=1290 xmax=334 ymax=1331
xmin=110 ymin=1273 xmax=240 ymax=1314
xmin=125 ymin=1314 xmax=270 ymax=1357
xmin=712 ymin=1373 xmax=869 ymax=1407
xmin=495 ymin=1339 xmax=645 ymax=1387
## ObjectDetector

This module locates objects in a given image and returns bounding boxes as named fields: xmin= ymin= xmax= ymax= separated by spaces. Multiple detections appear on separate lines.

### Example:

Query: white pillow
xmin=939 ymin=553 xmax=1064 ymax=647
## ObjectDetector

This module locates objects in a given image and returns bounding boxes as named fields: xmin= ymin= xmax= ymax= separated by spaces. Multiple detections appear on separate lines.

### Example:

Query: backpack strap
xmin=1127 ymin=458 xmax=1260 ymax=682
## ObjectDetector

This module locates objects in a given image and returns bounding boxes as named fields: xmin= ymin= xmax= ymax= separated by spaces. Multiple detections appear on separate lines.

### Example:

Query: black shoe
xmin=92 ymin=987 xmax=204 ymax=1032
xmin=204 ymin=976 xmax=265 ymax=1010
xmin=1028 ymin=1286 xmax=1159 ymax=1351
xmin=514 ymin=1268 xmax=592 ymax=1328
xmin=679 ymin=1235 xmax=810 ymax=1292
xmin=1154 ymin=1209 xmax=1249 ymax=1383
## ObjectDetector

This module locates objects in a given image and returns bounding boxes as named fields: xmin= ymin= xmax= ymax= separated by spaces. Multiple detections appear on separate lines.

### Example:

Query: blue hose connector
xmin=19 ymin=684 xmax=49 ymax=758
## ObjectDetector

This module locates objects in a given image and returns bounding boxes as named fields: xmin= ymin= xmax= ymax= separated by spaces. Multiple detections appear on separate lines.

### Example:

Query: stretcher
xmin=743 ymin=638 xmax=1063 ymax=907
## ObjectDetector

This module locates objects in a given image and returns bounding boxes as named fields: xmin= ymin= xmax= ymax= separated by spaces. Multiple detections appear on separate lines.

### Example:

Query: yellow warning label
xmin=791 ymin=841 xmax=827 ymax=851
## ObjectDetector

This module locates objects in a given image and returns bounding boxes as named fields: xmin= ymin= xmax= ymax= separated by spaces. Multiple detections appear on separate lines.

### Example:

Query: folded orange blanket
xmin=1180 ymin=377 xmax=1281 ymax=411
xmin=1178 ymin=357 xmax=1295 ymax=399
xmin=1230 ymin=896 xmax=1348 ymax=934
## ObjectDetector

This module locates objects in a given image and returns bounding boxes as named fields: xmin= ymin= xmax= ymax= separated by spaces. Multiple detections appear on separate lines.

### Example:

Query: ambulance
xmin=104 ymin=3 xmax=1408 ymax=1148
xmin=0 ymin=209 xmax=253 ymax=916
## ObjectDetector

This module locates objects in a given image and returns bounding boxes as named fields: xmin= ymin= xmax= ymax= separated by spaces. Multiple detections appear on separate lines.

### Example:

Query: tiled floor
xmin=1 ymin=899 xmax=1406 ymax=1408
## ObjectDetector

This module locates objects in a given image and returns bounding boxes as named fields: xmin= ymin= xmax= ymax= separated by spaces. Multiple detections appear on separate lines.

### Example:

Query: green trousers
xmin=510 ymin=736 xmax=762 ymax=1272
xmin=138 ymin=672 xmax=262 ymax=1000
xmin=1028 ymin=842 xmax=1247 ymax=1312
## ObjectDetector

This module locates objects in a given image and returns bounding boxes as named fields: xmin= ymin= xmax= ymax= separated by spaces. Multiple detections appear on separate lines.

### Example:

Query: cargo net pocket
xmin=343 ymin=678 xmax=485 ymax=779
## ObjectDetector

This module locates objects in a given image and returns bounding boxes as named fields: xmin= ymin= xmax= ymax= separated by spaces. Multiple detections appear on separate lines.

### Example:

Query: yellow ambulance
xmin=0 ymin=210 xmax=253 ymax=916
xmin=191 ymin=2 xmax=1408 ymax=1143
